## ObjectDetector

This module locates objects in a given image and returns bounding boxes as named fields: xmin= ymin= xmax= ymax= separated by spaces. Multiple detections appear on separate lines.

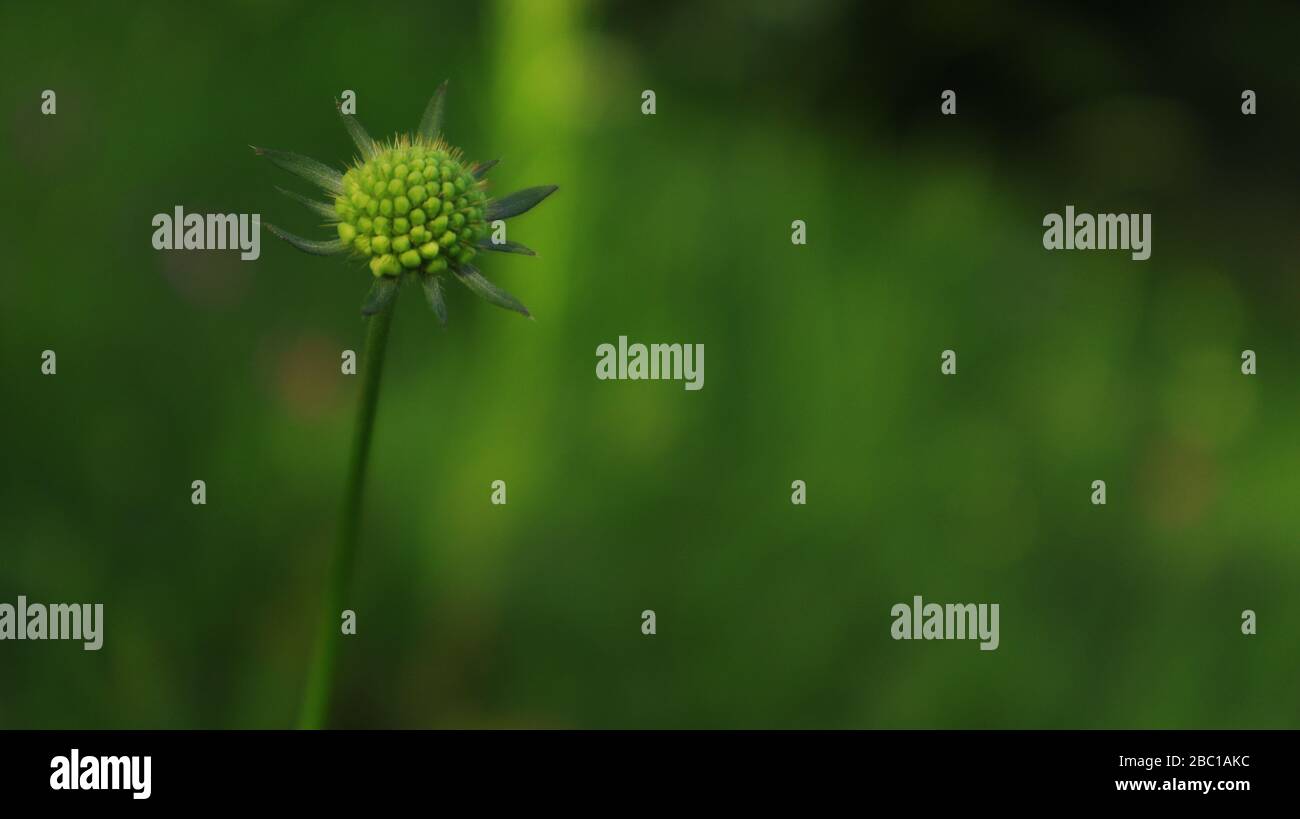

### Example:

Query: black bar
xmin=0 ymin=730 xmax=1284 ymax=806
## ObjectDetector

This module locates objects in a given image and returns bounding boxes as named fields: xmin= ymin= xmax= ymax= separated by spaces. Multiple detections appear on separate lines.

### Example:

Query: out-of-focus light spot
xmin=258 ymin=332 xmax=346 ymax=421
xmin=1140 ymin=438 xmax=1217 ymax=532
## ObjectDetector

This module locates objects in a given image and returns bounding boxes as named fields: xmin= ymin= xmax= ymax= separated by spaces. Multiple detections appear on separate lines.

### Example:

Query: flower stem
xmin=299 ymin=288 xmax=398 ymax=729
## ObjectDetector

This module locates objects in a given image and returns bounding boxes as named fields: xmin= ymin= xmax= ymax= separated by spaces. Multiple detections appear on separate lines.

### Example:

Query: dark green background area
xmin=1 ymin=1 xmax=1297 ymax=728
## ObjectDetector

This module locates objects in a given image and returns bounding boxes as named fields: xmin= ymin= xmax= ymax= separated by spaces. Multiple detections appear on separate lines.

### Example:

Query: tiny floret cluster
xmin=335 ymin=138 xmax=486 ymax=278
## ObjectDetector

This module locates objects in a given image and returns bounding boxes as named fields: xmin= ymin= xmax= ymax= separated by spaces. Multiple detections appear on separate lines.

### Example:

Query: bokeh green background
xmin=2 ymin=0 xmax=1297 ymax=728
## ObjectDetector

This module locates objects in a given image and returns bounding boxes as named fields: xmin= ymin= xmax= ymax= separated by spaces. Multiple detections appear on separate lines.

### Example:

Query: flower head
xmin=254 ymin=82 xmax=557 ymax=321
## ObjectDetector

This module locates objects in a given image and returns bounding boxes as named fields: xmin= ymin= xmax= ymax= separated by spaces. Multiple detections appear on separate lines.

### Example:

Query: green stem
xmin=299 ymin=289 xmax=398 ymax=729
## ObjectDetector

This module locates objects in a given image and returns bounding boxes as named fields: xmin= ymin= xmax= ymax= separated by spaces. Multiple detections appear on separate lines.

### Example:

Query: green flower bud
xmin=260 ymin=84 xmax=555 ymax=315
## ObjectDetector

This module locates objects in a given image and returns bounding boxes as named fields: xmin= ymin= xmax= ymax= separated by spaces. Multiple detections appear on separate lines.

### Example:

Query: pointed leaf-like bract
xmin=266 ymin=223 xmax=346 ymax=255
xmin=276 ymin=186 xmax=336 ymax=220
xmin=418 ymin=80 xmax=449 ymax=140
xmin=485 ymin=185 xmax=558 ymax=221
xmin=337 ymin=104 xmax=378 ymax=161
xmin=476 ymin=238 xmax=536 ymax=256
xmin=361 ymin=276 xmax=399 ymax=316
xmin=453 ymin=264 xmax=531 ymax=318
xmin=472 ymin=158 xmax=499 ymax=179
xmin=420 ymin=273 xmax=448 ymax=326
xmin=252 ymin=146 xmax=343 ymax=193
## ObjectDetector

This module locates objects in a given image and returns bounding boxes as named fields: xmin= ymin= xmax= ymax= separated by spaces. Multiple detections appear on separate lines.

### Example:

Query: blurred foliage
xmin=0 ymin=0 xmax=1297 ymax=728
